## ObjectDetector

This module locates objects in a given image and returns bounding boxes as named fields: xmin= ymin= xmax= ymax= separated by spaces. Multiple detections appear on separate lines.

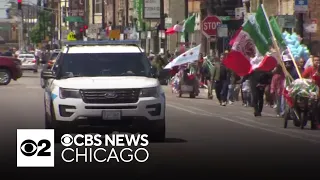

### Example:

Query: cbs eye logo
xmin=20 ymin=139 xmax=51 ymax=157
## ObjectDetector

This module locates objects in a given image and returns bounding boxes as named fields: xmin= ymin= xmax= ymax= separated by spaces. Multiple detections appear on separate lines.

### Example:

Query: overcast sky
xmin=0 ymin=0 xmax=37 ymax=18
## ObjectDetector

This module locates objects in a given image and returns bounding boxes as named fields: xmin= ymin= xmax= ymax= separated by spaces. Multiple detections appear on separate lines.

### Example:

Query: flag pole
xmin=261 ymin=4 xmax=294 ymax=81
xmin=286 ymin=44 xmax=303 ymax=78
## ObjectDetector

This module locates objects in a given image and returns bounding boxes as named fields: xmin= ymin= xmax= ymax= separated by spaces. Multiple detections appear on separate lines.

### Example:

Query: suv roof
xmin=62 ymin=40 xmax=142 ymax=54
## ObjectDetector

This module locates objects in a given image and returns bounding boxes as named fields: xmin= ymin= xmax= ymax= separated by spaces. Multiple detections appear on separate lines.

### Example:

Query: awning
xmin=65 ymin=16 xmax=84 ymax=23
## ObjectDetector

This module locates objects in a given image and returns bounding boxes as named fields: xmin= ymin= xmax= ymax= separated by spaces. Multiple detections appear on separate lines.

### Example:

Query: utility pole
xmin=112 ymin=0 xmax=116 ymax=29
xmin=184 ymin=0 xmax=189 ymax=47
xmin=160 ymin=0 xmax=165 ymax=51
xmin=102 ymin=0 xmax=105 ymax=29
xmin=125 ymin=0 xmax=129 ymax=39
xmin=125 ymin=0 xmax=129 ymax=27
xmin=50 ymin=0 xmax=54 ymax=48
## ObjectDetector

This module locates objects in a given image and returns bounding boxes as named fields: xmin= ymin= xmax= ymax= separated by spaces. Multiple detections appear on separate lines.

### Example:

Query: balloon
xmin=297 ymin=46 xmax=304 ymax=56
xmin=294 ymin=41 xmax=300 ymax=47
xmin=305 ymin=49 xmax=310 ymax=54
xmin=288 ymin=44 xmax=295 ymax=49
xmin=286 ymin=39 xmax=294 ymax=45
xmin=285 ymin=34 xmax=291 ymax=40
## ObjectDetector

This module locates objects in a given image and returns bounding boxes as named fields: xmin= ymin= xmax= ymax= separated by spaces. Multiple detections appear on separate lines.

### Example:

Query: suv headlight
xmin=59 ymin=88 xmax=81 ymax=99
xmin=139 ymin=87 xmax=159 ymax=98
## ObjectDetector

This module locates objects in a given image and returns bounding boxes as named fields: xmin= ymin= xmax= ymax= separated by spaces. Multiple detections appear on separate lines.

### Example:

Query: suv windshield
xmin=58 ymin=53 xmax=151 ymax=78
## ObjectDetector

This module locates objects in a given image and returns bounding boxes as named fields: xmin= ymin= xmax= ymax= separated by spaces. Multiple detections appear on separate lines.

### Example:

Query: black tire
xmin=45 ymin=98 xmax=64 ymax=143
xmin=147 ymin=124 xmax=166 ymax=142
xmin=33 ymin=69 xmax=38 ymax=73
xmin=283 ymin=108 xmax=289 ymax=128
xmin=300 ymin=111 xmax=306 ymax=129
xmin=0 ymin=68 xmax=12 ymax=85
xmin=179 ymin=92 xmax=182 ymax=97
xmin=189 ymin=93 xmax=196 ymax=98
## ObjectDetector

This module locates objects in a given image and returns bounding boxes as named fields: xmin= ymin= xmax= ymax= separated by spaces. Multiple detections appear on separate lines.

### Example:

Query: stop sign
xmin=201 ymin=16 xmax=222 ymax=37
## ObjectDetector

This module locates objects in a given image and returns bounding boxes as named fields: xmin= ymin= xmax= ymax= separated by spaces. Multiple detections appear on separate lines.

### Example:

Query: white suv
xmin=41 ymin=40 xmax=166 ymax=142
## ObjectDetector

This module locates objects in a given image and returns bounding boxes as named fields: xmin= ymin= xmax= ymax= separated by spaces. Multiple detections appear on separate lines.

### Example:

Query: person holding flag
xmin=223 ymin=4 xmax=290 ymax=116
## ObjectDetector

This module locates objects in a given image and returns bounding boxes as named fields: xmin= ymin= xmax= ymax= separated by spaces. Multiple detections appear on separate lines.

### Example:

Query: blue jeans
xmin=227 ymin=84 xmax=235 ymax=102
xmin=276 ymin=94 xmax=285 ymax=115
xmin=220 ymin=80 xmax=229 ymax=102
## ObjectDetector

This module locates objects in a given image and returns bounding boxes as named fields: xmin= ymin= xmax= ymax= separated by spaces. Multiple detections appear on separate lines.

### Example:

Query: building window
xmin=95 ymin=0 xmax=103 ymax=14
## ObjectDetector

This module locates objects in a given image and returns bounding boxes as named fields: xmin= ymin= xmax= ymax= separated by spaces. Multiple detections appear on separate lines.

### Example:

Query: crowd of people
xmin=151 ymin=47 xmax=320 ymax=129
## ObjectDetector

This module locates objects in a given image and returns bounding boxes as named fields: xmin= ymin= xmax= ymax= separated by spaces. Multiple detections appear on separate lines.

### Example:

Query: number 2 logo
xmin=20 ymin=139 xmax=51 ymax=157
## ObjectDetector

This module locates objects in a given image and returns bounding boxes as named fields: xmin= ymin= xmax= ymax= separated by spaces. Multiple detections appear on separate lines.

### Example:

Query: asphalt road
xmin=1 ymin=71 xmax=320 ymax=178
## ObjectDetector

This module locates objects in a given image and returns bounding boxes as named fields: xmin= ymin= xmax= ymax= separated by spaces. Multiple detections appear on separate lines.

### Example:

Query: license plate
xmin=102 ymin=110 xmax=121 ymax=120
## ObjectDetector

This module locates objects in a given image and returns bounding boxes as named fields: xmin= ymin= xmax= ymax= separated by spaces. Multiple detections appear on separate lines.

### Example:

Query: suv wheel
xmin=0 ymin=69 xmax=12 ymax=85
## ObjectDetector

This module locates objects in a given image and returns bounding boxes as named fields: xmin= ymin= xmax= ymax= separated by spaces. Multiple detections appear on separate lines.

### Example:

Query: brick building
xmin=248 ymin=0 xmax=320 ymax=55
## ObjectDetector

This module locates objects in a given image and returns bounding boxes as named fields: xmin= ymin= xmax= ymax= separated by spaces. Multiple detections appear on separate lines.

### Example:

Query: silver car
xmin=18 ymin=54 xmax=38 ymax=73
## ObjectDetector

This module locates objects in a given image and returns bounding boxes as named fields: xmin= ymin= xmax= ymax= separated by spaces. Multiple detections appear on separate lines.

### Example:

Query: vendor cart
xmin=171 ymin=68 xmax=199 ymax=98
xmin=283 ymin=95 xmax=318 ymax=129
xmin=283 ymin=79 xmax=319 ymax=129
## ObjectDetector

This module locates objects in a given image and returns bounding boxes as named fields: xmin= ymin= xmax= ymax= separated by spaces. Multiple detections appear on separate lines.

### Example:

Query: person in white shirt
xmin=304 ymin=55 xmax=314 ymax=69
xmin=242 ymin=79 xmax=251 ymax=107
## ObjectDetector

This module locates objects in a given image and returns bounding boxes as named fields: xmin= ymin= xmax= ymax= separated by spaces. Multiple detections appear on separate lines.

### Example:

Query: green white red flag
xmin=224 ymin=5 xmax=278 ymax=76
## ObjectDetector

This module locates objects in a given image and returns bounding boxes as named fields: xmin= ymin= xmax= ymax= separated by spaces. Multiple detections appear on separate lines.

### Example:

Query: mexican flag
xmin=224 ymin=5 xmax=278 ymax=76
xmin=182 ymin=14 xmax=196 ymax=33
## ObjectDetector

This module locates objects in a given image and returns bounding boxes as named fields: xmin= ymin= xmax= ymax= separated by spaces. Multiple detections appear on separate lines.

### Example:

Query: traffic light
xmin=17 ymin=0 xmax=22 ymax=10
xmin=83 ymin=25 xmax=88 ymax=36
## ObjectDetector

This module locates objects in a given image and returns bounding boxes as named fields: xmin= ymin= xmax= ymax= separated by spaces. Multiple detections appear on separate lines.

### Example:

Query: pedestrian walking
xmin=270 ymin=65 xmax=285 ymax=117
xmin=212 ymin=53 xmax=229 ymax=106
xmin=227 ymin=70 xmax=240 ymax=104
xmin=241 ymin=79 xmax=251 ymax=107
xmin=248 ymin=71 xmax=273 ymax=116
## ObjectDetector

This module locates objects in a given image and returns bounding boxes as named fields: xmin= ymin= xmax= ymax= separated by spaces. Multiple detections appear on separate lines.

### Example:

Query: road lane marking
xmin=167 ymin=102 xmax=320 ymax=144
xmin=167 ymin=104 xmax=199 ymax=115
xmin=171 ymin=101 xmax=320 ymax=139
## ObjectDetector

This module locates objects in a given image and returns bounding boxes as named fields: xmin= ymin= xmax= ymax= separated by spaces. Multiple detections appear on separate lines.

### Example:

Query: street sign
xmin=165 ymin=17 xmax=172 ymax=28
xmin=109 ymin=30 xmax=120 ymax=40
xmin=235 ymin=7 xmax=246 ymax=20
xmin=201 ymin=16 xmax=222 ymax=38
xmin=277 ymin=15 xmax=296 ymax=28
xmin=219 ymin=16 xmax=231 ymax=21
xmin=295 ymin=0 xmax=308 ymax=13
xmin=217 ymin=24 xmax=228 ymax=38
xmin=67 ymin=32 xmax=76 ymax=41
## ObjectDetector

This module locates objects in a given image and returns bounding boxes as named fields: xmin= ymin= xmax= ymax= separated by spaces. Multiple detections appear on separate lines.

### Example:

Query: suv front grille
xmin=80 ymin=89 xmax=140 ymax=104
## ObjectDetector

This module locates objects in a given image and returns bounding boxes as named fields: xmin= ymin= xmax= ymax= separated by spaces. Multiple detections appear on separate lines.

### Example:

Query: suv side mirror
xmin=41 ymin=69 xmax=55 ymax=79
xmin=159 ymin=69 xmax=170 ymax=79
xmin=150 ymin=66 xmax=158 ymax=78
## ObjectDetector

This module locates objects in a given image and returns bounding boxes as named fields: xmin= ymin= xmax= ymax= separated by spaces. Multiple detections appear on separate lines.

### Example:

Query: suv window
xmin=50 ymin=53 xmax=59 ymax=60
xmin=57 ymin=53 xmax=151 ymax=78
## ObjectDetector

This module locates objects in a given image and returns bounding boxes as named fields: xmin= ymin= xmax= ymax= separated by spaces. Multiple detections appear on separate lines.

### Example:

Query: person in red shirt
xmin=302 ymin=55 xmax=320 ymax=129
xmin=302 ymin=55 xmax=320 ymax=79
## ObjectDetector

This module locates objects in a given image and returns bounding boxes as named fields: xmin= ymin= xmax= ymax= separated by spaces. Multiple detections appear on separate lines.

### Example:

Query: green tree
xmin=30 ymin=24 xmax=43 ymax=44
xmin=30 ymin=10 xmax=53 ymax=44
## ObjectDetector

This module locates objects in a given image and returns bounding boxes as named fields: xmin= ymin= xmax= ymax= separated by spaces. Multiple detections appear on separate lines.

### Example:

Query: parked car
xmin=0 ymin=56 xmax=22 ymax=85
xmin=18 ymin=53 xmax=38 ymax=73
xmin=45 ymin=50 xmax=60 ymax=69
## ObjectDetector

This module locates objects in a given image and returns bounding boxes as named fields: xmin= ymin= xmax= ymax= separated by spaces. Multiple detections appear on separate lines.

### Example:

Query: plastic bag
xmin=286 ymin=79 xmax=319 ymax=99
